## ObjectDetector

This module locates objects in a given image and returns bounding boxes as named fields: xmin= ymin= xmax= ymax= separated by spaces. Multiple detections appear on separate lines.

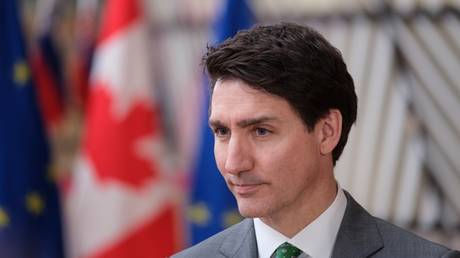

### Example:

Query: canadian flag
xmin=64 ymin=0 xmax=183 ymax=257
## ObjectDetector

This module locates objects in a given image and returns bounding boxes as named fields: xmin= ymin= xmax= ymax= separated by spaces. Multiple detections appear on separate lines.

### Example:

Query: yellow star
xmin=25 ymin=192 xmax=45 ymax=216
xmin=222 ymin=210 xmax=242 ymax=228
xmin=13 ymin=60 xmax=30 ymax=86
xmin=0 ymin=207 xmax=10 ymax=228
xmin=188 ymin=202 xmax=210 ymax=226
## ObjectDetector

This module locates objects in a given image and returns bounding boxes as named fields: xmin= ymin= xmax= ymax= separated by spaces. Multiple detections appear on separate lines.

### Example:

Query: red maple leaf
xmin=83 ymin=84 xmax=161 ymax=188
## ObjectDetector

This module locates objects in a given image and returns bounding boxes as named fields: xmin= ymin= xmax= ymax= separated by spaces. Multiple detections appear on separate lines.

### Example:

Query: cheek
xmin=259 ymin=137 xmax=318 ymax=184
xmin=257 ymin=144 xmax=299 ymax=181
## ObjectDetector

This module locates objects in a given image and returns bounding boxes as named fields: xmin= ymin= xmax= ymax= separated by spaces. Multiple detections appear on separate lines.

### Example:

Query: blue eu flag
xmin=0 ymin=1 xmax=64 ymax=257
xmin=188 ymin=0 xmax=254 ymax=245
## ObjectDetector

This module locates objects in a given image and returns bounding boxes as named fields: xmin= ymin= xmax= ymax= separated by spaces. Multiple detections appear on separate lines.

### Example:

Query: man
xmin=173 ymin=23 xmax=460 ymax=258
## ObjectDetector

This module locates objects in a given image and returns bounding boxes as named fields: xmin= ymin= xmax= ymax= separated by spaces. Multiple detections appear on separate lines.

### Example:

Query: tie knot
xmin=273 ymin=242 xmax=302 ymax=258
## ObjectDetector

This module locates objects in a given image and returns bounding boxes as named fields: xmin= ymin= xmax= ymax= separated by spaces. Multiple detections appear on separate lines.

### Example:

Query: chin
xmin=236 ymin=199 xmax=268 ymax=218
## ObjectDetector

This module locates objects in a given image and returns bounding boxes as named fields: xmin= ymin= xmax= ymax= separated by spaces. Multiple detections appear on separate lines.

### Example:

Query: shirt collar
xmin=254 ymin=185 xmax=347 ymax=258
xmin=254 ymin=218 xmax=288 ymax=258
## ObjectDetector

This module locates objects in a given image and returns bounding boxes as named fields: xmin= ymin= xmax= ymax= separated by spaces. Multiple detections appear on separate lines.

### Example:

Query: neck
xmin=260 ymin=173 xmax=338 ymax=238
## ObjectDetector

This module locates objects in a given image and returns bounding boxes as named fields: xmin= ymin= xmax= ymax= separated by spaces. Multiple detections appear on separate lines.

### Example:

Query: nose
xmin=223 ymin=135 xmax=253 ymax=175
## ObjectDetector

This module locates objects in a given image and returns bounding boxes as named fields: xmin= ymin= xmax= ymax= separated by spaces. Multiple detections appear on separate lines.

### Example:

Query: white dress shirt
xmin=254 ymin=185 xmax=347 ymax=258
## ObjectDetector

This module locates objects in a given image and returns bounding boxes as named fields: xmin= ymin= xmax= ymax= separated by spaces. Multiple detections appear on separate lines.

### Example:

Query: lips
xmin=230 ymin=182 xmax=264 ymax=196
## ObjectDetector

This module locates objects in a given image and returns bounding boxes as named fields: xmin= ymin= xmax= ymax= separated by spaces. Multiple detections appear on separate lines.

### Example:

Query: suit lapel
xmin=219 ymin=219 xmax=258 ymax=258
xmin=217 ymin=192 xmax=383 ymax=258
xmin=331 ymin=192 xmax=384 ymax=258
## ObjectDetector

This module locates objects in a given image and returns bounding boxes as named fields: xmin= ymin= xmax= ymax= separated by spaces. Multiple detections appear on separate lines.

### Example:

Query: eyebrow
xmin=209 ymin=116 xmax=278 ymax=129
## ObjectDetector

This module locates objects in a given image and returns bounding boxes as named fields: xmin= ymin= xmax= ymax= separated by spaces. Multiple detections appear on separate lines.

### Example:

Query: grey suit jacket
xmin=173 ymin=192 xmax=460 ymax=258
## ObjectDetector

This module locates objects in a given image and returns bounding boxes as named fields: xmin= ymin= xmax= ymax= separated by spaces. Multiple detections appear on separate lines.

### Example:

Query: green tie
xmin=273 ymin=242 xmax=303 ymax=258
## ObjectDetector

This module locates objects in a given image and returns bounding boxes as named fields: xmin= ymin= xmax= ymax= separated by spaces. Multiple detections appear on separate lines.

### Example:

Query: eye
xmin=214 ymin=127 xmax=229 ymax=137
xmin=254 ymin=127 xmax=271 ymax=136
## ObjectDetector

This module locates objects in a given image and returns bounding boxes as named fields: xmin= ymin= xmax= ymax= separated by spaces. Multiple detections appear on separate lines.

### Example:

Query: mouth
xmin=230 ymin=182 xmax=264 ymax=196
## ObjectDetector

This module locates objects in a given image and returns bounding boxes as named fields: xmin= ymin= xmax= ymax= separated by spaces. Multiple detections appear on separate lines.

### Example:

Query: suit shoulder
xmin=373 ymin=217 xmax=458 ymax=257
xmin=171 ymin=219 xmax=251 ymax=258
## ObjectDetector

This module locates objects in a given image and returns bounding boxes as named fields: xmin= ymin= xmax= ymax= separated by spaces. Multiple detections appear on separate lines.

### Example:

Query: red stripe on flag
xmin=70 ymin=54 xmax=91 ymax=110
xmin=98 ymin=0 xmax=140 ymax=45
xmin=88 ymin=206 xmax=179 ymax=258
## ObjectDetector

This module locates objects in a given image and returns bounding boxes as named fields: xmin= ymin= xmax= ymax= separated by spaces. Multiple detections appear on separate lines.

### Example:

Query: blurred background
xmin=1 ymin=0 xmax=459 ymax=257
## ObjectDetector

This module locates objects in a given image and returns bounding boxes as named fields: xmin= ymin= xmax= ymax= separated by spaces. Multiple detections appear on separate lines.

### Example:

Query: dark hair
xmin=204 ymin=22 xmax=357 ymax=165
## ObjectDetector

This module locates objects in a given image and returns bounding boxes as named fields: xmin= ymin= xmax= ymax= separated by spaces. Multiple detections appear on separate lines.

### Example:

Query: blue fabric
xmin=0 ymin=1 xmax=64 ymax=257
xmin=189 ymin=0 xmax=254 ymax=245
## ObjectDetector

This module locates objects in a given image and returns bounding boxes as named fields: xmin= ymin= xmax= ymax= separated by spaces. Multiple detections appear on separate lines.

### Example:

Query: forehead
xmin=210 ymin=79 xmax=297 ymax=123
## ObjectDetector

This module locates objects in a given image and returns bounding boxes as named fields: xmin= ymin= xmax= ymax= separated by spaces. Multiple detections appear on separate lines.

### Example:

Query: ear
xmin=316 ymin=109 xmax=342 ymax=156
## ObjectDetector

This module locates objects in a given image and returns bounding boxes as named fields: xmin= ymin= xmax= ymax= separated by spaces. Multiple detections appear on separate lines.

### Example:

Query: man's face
xmin=209 ymin=79 xmax=324 ymax=220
